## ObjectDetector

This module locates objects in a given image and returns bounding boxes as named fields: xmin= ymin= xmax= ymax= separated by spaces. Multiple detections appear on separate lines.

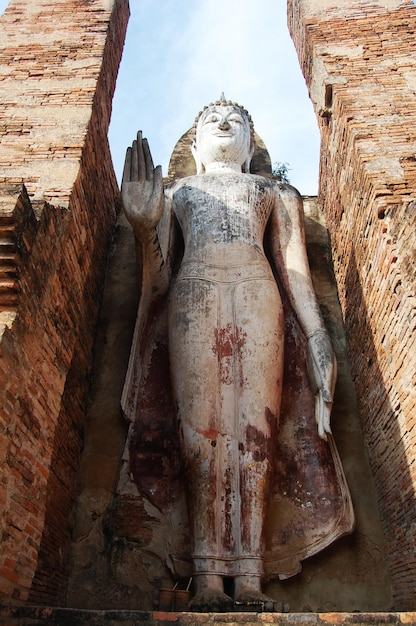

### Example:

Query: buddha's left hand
xmin=307 ymin=330 xmax=337 ymax=440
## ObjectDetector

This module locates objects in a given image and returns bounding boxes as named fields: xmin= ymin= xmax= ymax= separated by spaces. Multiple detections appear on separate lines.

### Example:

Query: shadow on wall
xmin=262 ymin=209 xmax=393 ymax=612
xmin=343 ymin=246 xmax=414 ymax=611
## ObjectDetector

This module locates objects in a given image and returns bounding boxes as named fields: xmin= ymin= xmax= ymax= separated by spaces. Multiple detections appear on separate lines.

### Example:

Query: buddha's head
xmin=192 ymin=97 xmax=255 ymax=174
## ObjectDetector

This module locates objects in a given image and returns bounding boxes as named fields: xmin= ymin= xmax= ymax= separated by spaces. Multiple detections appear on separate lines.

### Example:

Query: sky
xmin=0 ymin=0 xmax=321 ymax=194
xmin=108 ymin=0 xmax=321 ymax=195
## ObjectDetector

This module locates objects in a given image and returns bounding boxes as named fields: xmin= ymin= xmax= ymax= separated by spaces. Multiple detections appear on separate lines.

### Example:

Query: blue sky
xmin=109 ymin=0 xmax=320 ymax=194
xmin=0 ymin=0 xmax=321 ymax=194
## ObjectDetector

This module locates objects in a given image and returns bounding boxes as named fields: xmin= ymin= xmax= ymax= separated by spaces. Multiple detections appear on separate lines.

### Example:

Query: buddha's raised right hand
xmin=121 ymin=131 xmax=164 ymax=240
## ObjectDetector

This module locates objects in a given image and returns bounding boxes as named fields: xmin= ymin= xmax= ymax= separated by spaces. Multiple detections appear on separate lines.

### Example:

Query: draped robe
xmin=121 ymin=173 xmax=354 ymax=581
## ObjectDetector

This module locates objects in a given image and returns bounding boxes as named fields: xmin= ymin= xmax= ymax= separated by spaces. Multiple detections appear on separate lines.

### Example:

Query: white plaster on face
xmin=310 ymin=44 xmax=363 ymax=111
xmin=310 ymin=56 xmax=347 ymax=110
xmin=315 ymin=44 xmax=364 ymax=59
xmin=402 ymin=69 xmax=416 ymax=91
xmin=365 ymin=157 xmax=404 ymax=179
xmin=194 ymin=105 xmax=252 ymax=173
xmin=310 ymin=57 xmax=329 ymax=109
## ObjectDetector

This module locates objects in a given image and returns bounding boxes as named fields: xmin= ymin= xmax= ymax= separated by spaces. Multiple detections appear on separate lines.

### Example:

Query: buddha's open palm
xmin=121 ymin=131 xmax=164 ymax=238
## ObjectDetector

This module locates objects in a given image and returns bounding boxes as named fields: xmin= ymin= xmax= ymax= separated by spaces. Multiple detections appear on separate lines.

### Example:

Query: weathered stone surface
xmin=0 ymin=606 xmax=415 ymax=626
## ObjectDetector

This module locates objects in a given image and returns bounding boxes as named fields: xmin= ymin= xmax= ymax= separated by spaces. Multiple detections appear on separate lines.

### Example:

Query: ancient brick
xmin=0 ymin=0 xmax=129 ymax=606
xmin=289 ymin=0 xmax=416 ymax=610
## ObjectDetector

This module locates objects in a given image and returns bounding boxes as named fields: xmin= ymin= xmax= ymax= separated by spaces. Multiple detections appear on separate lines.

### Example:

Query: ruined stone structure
xmin=0 ymin=0 xmax=129 ymax=605
xmin=288 ymin=0 xmax=416 ymax=610
xmin=0 ymin=0 xmax=415 ymax=619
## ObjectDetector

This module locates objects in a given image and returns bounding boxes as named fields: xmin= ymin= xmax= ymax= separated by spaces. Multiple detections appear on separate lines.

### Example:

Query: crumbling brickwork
xmin=0 ymin=0 xmax=129 ymax=605
xmin=288 ymin=0 xmax=416 ymax=610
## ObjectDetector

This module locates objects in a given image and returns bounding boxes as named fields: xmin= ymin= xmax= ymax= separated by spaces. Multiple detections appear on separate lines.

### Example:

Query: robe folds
xmin=121 ymin=182 xmax=354 ymax=581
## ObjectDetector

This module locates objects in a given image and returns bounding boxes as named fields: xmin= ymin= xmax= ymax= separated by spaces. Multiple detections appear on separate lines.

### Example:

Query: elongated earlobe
xmin=243 ymin=143 xmax=255 ymax=173
xmin=191 ymin=140 xmax=204 ymax=174
xmin=243 ymin=156 xmax=251 ymax=173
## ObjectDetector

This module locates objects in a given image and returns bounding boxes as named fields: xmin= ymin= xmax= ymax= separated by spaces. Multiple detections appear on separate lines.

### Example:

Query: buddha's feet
xmin=188 ymin=590 xmax=234 ymax=613
xmin=234 ymin=590 xmax=282 ymax=612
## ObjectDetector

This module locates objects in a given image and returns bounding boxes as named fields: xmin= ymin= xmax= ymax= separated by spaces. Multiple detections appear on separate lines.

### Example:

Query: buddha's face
xmin=195 ymin=105 xmax=252 ymax=169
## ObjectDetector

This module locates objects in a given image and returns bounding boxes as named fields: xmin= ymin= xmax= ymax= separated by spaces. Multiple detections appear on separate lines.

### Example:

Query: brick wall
xmin=0 ymin=0 xmax=129 ymax=605
xmin=288 ymin=0 xmax=416 ymax=610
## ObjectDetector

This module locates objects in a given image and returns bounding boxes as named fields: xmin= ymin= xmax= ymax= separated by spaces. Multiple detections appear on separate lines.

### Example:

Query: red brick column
xmin=288 ymin=0 xmax=416 ymax=610
xmin=0 ymin=0 xmax=129 ymax=605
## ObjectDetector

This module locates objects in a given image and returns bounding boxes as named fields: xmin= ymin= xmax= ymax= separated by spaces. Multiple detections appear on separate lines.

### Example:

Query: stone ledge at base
xmin=0 ymin=608 xmax=415 ymax=626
